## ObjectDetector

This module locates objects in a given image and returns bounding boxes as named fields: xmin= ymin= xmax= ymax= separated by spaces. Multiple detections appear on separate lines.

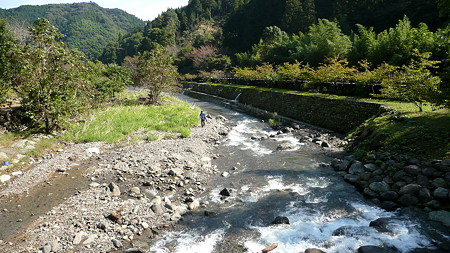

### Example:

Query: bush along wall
xmin=184 ymin=82 xmax=385 ymax=134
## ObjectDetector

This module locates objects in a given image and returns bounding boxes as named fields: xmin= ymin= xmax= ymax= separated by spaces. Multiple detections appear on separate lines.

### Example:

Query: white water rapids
xmin=148 ymin=97 xmax=436 ymax=253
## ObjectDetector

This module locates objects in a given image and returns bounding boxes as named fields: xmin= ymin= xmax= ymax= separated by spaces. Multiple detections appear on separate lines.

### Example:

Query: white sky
xmin=0 ymin=0 xmax=189 ymax=21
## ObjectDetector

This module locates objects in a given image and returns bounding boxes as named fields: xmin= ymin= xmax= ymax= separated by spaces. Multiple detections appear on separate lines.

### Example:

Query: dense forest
xmin=97 ymin=0 xmax=449 ymax=77
xmin=0 ymin=2 xmax=144 ymax=59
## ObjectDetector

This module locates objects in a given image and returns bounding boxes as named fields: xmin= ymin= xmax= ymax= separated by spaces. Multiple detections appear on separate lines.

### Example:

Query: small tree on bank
xmin=134 ymin=45 xmax=179 ymax=104
xmin=379 ymin=50 xmax=442 ymax=112
xmin=8 ymin=18 xmax=92 ymax=132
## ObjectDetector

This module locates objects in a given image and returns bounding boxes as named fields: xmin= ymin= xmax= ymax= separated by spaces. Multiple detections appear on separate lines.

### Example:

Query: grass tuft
xmin=61 ymin=94 xmax=199 ymax=144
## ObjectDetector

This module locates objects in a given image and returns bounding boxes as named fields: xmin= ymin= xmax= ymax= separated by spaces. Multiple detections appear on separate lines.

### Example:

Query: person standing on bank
xmin=199 ymin=111 xmax=206 ymax=127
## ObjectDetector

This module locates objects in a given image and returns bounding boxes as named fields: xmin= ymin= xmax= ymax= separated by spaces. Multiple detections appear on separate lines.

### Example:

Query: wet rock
xmin=305 ymin=249 xmax=325 ymax=253
xmin=272 ymin=216 xmax=289 ymax=225
xmin=392 ymin=170 xmax=407 ymax=181
xmin=397 ymin=194 xmax=419 ymax=206
xmin=112 ymin=238 xmax=122 ymax=248
xmin=276 ymin=142 xmax=294 ymax=151
xmin=348 ymin=162 xmax=365 ymax=175
xmin=369 ymin=181 xmax=390 ymax=193
xmin=363 ymin=188 xmax=379 ymax=198
xmin=204 ymin=211 xmax=219 ymax=217
xmin=337 ymin=159 xmax=351 ymax=171
xmin=422 ymin=168 xmax=441 ymax=178
xmin=357 ymin=245 xmax=396 ymax=253
xmin=432 ymin=178 xmax=447 ymax=188
xmin=364 ymin=163 xmax=379 ymax=172
xmin=433 ymin=187 xmax=449 ymax=199
xmin=424 ymin=200 xmax=441 ymax=209
xmin=404 ymin=165 xmax=421 ymax=175
xmin=380 ymin=201 xmax=398 ymax=211
xmin=219 ymin=188 xmax=231 ymax=197
xmin=398 ymin=184 xmax=422 ymax=195
xmin=108 ymin=182 xmax=121 ymax=196
xmin=344 ymin=174 xmax=359 ymax=183
xmin=428 ymin=211 xmax=450 ymax=227
xmin=369 ymin=218 xmax=397 ymax=233
xmin=380 ymin=191 xmax=398 ymax=201
xmin=418 ymin=188 xmax=432 ymax=203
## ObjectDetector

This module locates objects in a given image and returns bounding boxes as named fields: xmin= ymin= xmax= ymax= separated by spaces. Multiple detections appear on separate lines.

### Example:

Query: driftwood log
xmin=262 ymin=242 xmax=278 ymax=253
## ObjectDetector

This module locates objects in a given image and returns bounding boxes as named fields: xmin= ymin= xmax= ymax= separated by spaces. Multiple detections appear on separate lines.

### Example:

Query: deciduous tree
xmin=134 ymin=46 xmax=179 ymax=104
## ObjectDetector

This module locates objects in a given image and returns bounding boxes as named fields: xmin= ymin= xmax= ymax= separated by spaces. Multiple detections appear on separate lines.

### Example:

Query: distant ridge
xmin=0 ymin=2 xmax=145 ymax=59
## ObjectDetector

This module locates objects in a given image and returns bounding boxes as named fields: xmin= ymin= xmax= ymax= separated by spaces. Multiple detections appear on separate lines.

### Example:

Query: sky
xmin=0 ymin=0 xmax=189 ymax=21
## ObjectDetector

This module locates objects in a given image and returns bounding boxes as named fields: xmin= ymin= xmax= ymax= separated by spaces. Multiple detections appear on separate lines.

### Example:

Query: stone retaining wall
xmin=184 ymin=82 xmax=386 ymax=134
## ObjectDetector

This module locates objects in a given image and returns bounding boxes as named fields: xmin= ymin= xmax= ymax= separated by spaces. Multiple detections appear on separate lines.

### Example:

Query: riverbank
xmin=0 ymin=114 xmax=230 ymax=252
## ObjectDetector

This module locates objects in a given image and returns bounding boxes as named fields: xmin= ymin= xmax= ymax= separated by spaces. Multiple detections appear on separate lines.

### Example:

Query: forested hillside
xmin=0 ymin=2 xmax=144 ymax=59
xmin=98 ymin=0 xmax=449 ymax=76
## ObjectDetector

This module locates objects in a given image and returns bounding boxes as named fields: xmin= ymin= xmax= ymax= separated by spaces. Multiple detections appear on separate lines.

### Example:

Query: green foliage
xmin=0 ymin=3 xmax=144 ymax=59
xmin=134 ymin=46 xmax=179 ymax=104
xmin=298 ymin=19 xmax=352 ymax=66
xmin=62 ymin=95 xmax=199 ymax=143
xmin=378 ymin=50 xmax=443 ymax=112
xmin=7 ymin=18 xmax=93 ymax=133
xmin=86 ymin=61 xmax=132 ymax=100
xmin=276 ymin=61 xmax=312 ymax=81
xmin=309 ymin=58 xmax=357 ymax=84
xmin=0 ymin=20 xmax=19 ymax=105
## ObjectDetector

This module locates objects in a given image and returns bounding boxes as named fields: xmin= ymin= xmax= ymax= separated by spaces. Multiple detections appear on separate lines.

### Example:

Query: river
xmin=146 ymin=95 xmax=437 ymax=253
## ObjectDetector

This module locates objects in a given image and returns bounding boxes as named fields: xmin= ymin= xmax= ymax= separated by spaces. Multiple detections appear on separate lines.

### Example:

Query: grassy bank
xmin=190 ymin=82 xmax=450 ymax=160
xmin=62 ymin=91 xmax=200 ymax=143
xmin=348 ymin=109 xmax=450 ymax=160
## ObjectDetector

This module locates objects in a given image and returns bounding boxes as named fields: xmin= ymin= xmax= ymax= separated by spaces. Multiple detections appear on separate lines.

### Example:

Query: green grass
xmin=348 ymin=109 xmax=450 ymax=160
xmin=198 ymin=82 xmax=440 ymax=113
xmin=61 ymin=94 xmax=199 ymax=143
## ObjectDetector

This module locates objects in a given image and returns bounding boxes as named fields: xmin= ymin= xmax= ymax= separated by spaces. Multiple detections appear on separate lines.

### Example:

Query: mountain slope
xmin=0 ymin=2 xmax=144 ymax=59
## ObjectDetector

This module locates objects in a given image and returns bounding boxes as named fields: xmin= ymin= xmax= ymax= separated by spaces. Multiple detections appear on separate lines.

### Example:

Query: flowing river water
xmin=146 ymin=95 xmax=440 ymax=253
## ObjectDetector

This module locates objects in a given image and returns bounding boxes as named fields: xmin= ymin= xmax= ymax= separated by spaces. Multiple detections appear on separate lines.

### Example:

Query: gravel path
xmin=0 ymin=115 xmax=230 ymax=253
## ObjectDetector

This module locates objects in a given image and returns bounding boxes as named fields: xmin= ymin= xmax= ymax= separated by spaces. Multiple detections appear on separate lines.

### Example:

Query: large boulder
xmin=271 ymin=216 xmax=289 ymax=225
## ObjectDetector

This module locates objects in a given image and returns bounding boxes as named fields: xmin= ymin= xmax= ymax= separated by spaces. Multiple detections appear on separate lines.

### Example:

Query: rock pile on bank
xmin=332 ymin=152 xmax=450 ymax=225
xmin=0 ymin=115 xmax=229 ymax=253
